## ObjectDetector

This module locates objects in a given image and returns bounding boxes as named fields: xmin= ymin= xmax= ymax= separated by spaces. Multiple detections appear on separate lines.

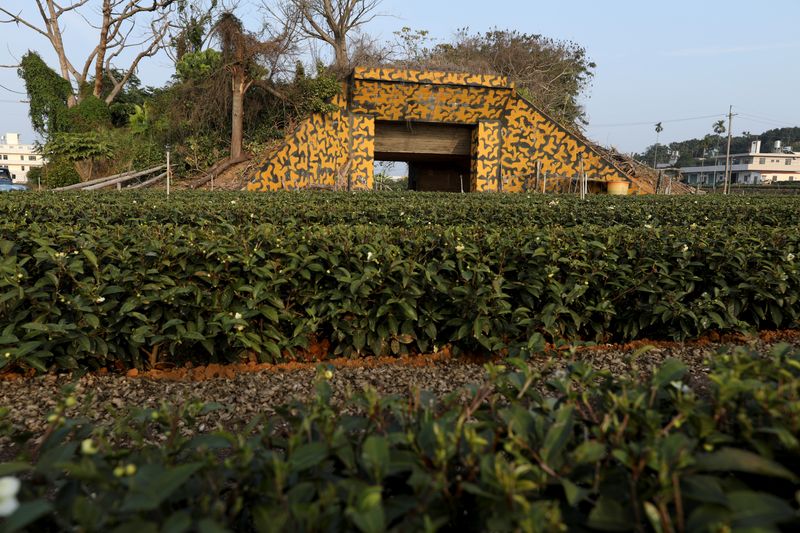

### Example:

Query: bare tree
xmin=214 ymin=12 xmax=296 ymax=160
xmin=0 ymin=0 xmax=177 ymax=106
xmin=275 ymin=0 xmax=382 ymax=75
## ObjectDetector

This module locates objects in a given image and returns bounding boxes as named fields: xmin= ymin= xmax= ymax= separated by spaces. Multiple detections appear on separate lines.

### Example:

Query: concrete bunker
xmin=248 ymin=67 xmax=639 ymax=194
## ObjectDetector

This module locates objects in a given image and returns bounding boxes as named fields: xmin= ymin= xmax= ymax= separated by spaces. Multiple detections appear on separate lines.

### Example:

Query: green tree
xmin=175 ymin=49 xmax=223 ymax=82
xmin=17 ymin=52 xmax=72 ymax=140
xmin=213 ymin=12 xmax=295 ymax=160
xmin=411 ymin=28 xmax=596 ymax=127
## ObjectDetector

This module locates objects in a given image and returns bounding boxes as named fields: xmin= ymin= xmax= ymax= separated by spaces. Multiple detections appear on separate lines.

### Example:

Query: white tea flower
xmin=0 ymin=477 xmax=20 ymax=517
xmin=81 ymin=438 xmax=99 ymax=455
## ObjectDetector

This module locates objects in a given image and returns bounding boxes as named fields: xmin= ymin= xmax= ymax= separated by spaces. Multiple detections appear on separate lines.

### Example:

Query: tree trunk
xmin=230 ymin=71 xmax=246 ymax=160
xmin=333 ymin=34 xmax=349 ymax=75
xmin=45 ymin=0 xmax=79 ymax=107
xmin=94 ymin=0 xmax=112 ymax=98
xmin=74 ymin=160 xmax=93 ymax=181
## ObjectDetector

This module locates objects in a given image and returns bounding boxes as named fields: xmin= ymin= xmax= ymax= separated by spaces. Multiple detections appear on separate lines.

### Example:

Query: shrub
xmin=24 ymin=167 xmax=42 ymax=188
xmin=2 ymin=193 xmax=800 ymax=372
xmin=39 ymin=160 xmax=80 ymax=189
xmin=2 ymin=346 xmax=799 ymax=531
xmin=175 ymin=49 xmax=223 ymax=83
xmin=65 ymin=95 xmax=112 ymax=132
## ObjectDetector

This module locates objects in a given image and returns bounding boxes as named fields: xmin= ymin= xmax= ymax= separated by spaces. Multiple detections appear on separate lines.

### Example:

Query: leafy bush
xmin=24 ymin=167 xmax=42 ymax=188
xmin=43 ymin=132 xmax=115 ymax=164
xmin=292 ymin=63 xmax=341 ymax=115
xmin=2 ymin=192 xmax=800 ymax=372
xmin=2 ymin=346 xmax=799 ymax=531
xmin=179 ymin=134 xmax=225 ymax=173
xmin=42 ymin=132 xmax=117 ymax=181
xmin=65 ymin=95 xmax=112 ymax=132
xmin=3 ymin=192 xmax=800 ymax=229
xmin=175 ymin=49 xmax=223 ymax=83
xmin=38 ymin=160 xmax=80 ymax=189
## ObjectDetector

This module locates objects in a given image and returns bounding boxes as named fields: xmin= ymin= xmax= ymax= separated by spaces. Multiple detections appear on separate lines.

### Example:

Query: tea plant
xmin=2 ymin=210 xmax=800 ymax=372
xmin=1 ymin=345 xmax=799 ymax=531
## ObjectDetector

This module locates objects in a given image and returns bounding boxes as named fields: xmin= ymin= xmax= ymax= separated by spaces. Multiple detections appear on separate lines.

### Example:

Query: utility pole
xmin=723 ymin=106 xmax=735 ymax=195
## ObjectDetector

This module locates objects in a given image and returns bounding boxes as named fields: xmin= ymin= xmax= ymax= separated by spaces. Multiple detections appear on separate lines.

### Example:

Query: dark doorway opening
xmin=374 ymin=121 xmax=474 ymax=192
xmin=408 ymin=156 xmax=471 ymax=192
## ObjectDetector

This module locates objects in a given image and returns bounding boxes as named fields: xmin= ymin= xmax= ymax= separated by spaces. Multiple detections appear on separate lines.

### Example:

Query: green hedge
xmin=2 ymin=217 xmax=799 ymax=372
xmin=3 ymin=191 xmax=800 ymax=228
xmin=2 ymin=346 xmax=799 ymax=531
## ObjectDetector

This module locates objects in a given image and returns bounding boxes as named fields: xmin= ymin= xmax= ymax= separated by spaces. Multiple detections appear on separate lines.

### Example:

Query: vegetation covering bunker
xmin=248 ymin=67 xmax=637 ymax=193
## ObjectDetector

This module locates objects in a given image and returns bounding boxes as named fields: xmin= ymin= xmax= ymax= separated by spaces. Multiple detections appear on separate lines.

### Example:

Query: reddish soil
xmin=3 ymin=329 xmax=799 ymax=383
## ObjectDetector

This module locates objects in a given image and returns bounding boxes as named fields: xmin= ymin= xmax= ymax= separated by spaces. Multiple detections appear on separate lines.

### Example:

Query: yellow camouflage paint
xmin=471 ymin=121 xmax=502 ymax=192
xmin=248 ymin=67 xmax=634 ymax=192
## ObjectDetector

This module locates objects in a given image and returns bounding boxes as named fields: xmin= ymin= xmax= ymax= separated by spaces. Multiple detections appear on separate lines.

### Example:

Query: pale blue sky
xmin=1 ymin=0 xmax=799 ymax=153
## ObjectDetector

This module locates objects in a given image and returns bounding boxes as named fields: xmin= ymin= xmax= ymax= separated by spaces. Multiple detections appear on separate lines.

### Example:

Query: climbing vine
xmin=17 ymin=52 xmax=73 ymax=140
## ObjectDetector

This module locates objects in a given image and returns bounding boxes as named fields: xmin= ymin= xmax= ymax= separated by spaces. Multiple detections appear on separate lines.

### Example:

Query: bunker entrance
xmin=374 ymin=121 xmax=474 ymax=192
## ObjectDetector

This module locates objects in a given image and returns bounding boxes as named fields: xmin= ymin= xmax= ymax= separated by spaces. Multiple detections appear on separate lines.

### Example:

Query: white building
xmin=681 ymin=140 xmax=800 ymax=186
xmin=0 ymin=133 xmax=44 ymax=183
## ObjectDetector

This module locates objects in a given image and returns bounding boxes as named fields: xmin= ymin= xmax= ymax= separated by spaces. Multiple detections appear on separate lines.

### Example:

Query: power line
xmin=0 ymin=82 xmax=25 ymax=95
xmin=738 ymin=112 xmax=798 ymax=128
xmin=592 ymin=113 xmax=725 ymax=128
xmin=738 ymin=116 xmax=788 ymax=128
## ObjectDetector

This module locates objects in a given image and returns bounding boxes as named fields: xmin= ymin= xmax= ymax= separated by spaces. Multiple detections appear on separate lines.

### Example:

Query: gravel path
xmin=3 ymin=336 xmax=796 ymax=445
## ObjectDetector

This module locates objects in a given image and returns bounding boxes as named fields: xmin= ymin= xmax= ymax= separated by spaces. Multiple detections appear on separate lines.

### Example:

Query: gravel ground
xmin=2 ymin=336 xmax=796 ymax=447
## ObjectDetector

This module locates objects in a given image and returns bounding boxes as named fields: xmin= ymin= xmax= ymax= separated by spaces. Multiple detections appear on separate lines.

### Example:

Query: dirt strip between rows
xmin=3 ymin=331 xmax=799 ymax=446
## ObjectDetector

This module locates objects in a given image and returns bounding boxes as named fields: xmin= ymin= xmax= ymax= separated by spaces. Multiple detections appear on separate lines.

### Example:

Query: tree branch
xmin=0 ymin=7 xmax=49 ymax=37
xmin=104 ymin=17 xmax=169 ymax=103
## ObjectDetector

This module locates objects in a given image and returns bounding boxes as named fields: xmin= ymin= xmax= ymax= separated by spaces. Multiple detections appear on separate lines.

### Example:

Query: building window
xmin=787 ymin=159 xmax=792 ymax=166
xmin=1 ymin=155 xmax=6 ymax=160
xmin=21 ymin=166 xmax=25 ymax=171
xmin=28 ymin=155 xmax=36 ymax=161
xmin=760 ymin=158 xmax=766 ymax=164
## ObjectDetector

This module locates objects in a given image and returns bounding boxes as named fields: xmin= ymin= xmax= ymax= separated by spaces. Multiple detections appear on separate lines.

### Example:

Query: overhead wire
xmin=738 ymin=112 xmax=797 ymax=128
xmin=591 ymin=113 xmax=726 ymax=128
xmin=0 ymin=82 xmax=26 ymax=95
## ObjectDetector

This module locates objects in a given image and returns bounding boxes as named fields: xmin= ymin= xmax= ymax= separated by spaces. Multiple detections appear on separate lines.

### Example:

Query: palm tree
xmin=653 ymin=122 xmax=664 ymax=168
xmin=711 ymin=120 xmax=726 ymax=192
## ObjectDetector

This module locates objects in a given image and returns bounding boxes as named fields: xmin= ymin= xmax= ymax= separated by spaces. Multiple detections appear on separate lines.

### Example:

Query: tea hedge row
xmin=4 ymin=191 xmax=800 ymax=228
xmin=2 ymin=345 xmax=799 ymax=531
xmin=2 ymin=221 xmax=799 ymax=372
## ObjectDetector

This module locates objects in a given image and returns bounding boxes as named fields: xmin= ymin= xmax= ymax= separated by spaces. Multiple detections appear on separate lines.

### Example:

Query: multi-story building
xmin=681 ymin=141 xmax=800 ymax=186
xmin=0 ymin=133 xmax=44 ymax=183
